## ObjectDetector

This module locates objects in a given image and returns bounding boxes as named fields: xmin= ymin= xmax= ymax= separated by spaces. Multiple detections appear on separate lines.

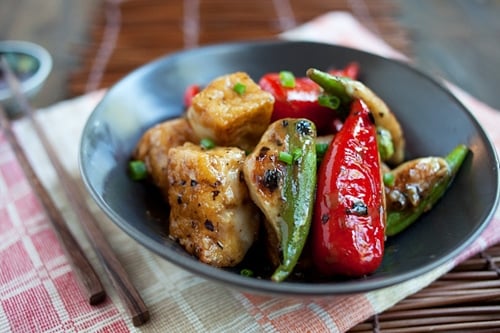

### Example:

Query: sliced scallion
xmin=292 ymin=147 xmax=302 ymax=161
xmin=233 ymin=82 xmax=246 ymax=95
xmin=200 ymin=138 xmax=216 ymax=150
xmin=377 ymin=127 xmax=395 ymax=161
xmin=240 ymin=268 xmax=254 ymax=277
xmin=383 ymin=172 xmax=395 ymax=187
xmin=318 ymin=94 xmax=341 ymax=110
xmin=279 ymin=151 xmax=293 ymax=165
xmin=279 ymin=70 xmax=296 ymax=88
xmin=128 ymin=160 xmax=147 ymax=181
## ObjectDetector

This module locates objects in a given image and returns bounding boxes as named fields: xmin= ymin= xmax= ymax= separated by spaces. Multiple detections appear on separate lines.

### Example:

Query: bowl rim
xmin=0 ymin=40 xmax=53 ymax=100
xmin=80 ymin=40 xmax=500 ymax=295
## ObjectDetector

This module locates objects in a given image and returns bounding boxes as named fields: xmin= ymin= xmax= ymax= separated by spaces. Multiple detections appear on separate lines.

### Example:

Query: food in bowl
xmin=80 ymin=41 xmax=498 ymax=295
xmin=129 ymin=64 xmax=468 ymax=282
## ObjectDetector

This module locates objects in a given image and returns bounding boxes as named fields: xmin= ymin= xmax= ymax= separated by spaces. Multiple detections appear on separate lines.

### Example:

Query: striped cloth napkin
xmin=1 ymin=12 xmax=499 ymax=333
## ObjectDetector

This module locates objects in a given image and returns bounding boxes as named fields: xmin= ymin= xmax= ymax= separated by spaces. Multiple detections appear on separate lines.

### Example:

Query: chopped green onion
xmin=233 ymin=82 xmax=246 ymax=95
xmin=200 ymin=138 xmax=216 ymax=150
xmin=128 ymin=160 xmax=147 ymax=181
xmin=279 ymin=151 xmax=293 ymax=165
xmin=279 ymin=149 xmax=304 ymax=165
xmin=292 ymin=147 xmax=302 ymax=161
xmin=240 ymin=268 xmax=254 ymax=277
xmin=383 ymin=172 xmax=395 ymax=187
xmin=318 ymin=94 xmax=341 ymax=110
xmin=377 ymin=127 xmax=395 ymax=161
xmin=279 ymin=70 xmax=296 ymax=88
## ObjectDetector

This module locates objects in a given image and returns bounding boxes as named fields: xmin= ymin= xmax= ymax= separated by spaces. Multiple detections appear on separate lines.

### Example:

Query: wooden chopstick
xmin=0 ymin=58 xmax=150 ymax=326
xmin=0 ymin=60 xmax=106 ymax=306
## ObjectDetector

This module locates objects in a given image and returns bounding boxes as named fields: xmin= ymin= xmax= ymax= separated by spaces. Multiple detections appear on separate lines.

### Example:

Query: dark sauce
xmin=0 ymin=52 xmax=40 ymax=90
xmin=141 ymin=182 xmax=171 ymax=238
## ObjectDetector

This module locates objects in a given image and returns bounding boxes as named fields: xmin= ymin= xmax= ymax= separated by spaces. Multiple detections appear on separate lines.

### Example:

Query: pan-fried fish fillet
xmin=243 ymin=119 xmax=303 ymax=266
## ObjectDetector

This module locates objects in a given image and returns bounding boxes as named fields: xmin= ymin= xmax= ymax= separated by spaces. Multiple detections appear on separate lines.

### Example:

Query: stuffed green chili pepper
xmin=307 ymin=68 xmax=405 ymax=165
xmin=243 ymin=118 xmax=317 ymax=282
xmin=385 ymin=144 xmax=469 ymax=236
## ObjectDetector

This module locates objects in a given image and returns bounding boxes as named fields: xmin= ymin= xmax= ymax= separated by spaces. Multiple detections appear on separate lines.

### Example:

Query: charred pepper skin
xmin=385 ymin=144 xmax=469 ymax=236
xmin=271 ymin=119 xmax=317 ymax=282
xmin=312 ymin=99 xmax=386 ymax=277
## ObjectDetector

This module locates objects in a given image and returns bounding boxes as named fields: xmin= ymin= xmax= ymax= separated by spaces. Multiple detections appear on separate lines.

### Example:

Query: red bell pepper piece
xmin=183 ymin=84 xmax=201 ymax=108
xmin=312 ymin=98 xmax=385 ymax=277
xmin=259 ymin=73 xmax=340 ymax=134
xmin=328 ymin=62 xmax=360 ymax=80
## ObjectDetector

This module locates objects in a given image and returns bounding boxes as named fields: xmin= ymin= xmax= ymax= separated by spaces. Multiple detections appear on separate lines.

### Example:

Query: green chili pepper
xmin=385 ymin=144 xmax=469 ymax=236
xmin=271 ymin=119 xmax=317 ymax=282
xmin=306 ymin=68 xmax=352 ymax=104
xmin=307 ymin=67 xmax=406 ymax=165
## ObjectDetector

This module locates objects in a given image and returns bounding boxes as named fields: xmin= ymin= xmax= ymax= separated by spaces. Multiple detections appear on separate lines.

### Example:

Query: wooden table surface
xmin=2 ymin=0 xmax=500 ymax=111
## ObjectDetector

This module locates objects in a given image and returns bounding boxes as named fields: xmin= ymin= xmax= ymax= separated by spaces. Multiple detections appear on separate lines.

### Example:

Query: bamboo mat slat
xmin=70 ymin=1 xmax=500 ymax=331
xmin=352 ymin=245 xmax=500 ymax=332
xmin=69 ymin=0 xmax=409 ymax=95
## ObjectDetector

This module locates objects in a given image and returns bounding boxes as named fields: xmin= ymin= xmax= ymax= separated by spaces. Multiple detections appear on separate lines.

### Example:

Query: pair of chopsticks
xmin=0 ymin=58 xmax=149 ymax=326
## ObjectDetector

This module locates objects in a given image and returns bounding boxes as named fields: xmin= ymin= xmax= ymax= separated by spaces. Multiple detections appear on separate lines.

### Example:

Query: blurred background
xmin=1 ymin=0 xmax=499 ymax=110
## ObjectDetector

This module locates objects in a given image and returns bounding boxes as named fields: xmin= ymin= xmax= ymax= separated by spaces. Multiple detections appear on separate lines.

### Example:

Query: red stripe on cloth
xmin=0 ymin=157 xmax=25 ymax=189
xmin=1 ymin=240 xmax=36 ymax=284
xmin=454 ymin=215 xmax=500 ymax=264
xmin=0 ymin=131 xmax=129 ymax=332
xmin=240 ymin=293 xmax=373 ymax=331
xmin=2 ymin=279 xmax=63 ymax=331
xmin=12 ymin=191 xmax=44 ymax=224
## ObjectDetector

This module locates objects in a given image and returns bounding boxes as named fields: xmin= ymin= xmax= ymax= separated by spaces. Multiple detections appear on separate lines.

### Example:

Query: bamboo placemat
xmin=69 ymin=1 xmax=500 ymax=331
xmin=353 ymin=245 xmax=500 ymax=332
xmin=69 ymin=0 xmax=409 ymax=95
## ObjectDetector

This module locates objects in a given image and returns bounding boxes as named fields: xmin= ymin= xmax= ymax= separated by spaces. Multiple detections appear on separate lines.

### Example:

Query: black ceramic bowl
xmin=80 ymin=41 xmax=499 ymax=296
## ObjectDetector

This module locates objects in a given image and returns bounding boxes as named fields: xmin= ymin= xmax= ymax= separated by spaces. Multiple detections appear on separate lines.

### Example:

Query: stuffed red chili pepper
xmin=312 ymin=98 xmax=385 ymax=277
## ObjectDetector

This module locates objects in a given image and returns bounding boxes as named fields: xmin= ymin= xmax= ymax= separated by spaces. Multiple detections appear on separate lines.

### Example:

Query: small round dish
xmin=80 ymin=40 xmax=499 ymax=296
xmin=0 ymin=40 xmax=52 ymax=115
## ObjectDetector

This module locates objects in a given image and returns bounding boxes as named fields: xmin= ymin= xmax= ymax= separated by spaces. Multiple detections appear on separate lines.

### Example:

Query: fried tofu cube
xmin=133 ymin=118 xmax=199 ymax=198
xmin=187 ymin=72 xmax=274 ymax=151
xmin=167 ymin=142 xmax=260 ymax=267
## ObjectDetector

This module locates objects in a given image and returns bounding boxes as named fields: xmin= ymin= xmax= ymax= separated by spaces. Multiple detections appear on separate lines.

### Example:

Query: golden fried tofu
xmin=133 ymin=118 xmax=199 ymax=198
xmin=186 ymin=72 xmax=274 ymax=152
xmin=167 ymin=142 xmax=261 ymax=267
